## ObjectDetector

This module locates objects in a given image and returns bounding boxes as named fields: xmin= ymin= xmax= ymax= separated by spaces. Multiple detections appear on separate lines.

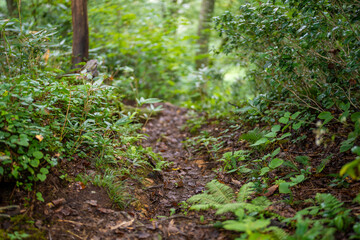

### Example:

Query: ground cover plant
xmin=1 ymin=0 xmax=360 ymax=239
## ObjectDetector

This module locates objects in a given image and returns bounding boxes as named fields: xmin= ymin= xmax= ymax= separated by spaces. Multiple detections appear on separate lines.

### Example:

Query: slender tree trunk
xmin=195 ymin=0 xmax=215 ymax=69
xmin=71 ymin=0 xmax=89 ymax=68
xmin=6 ymin=0 xmax=17 ymax=17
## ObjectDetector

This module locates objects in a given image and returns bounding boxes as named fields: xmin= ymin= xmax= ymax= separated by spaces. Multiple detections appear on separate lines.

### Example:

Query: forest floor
xmin=1 ymin=103 xmax=360 ymax=239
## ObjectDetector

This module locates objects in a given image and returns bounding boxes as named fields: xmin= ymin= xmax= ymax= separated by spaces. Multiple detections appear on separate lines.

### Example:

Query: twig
xmin=65 ymin=230 xmax=84 ymax=240
xmin=57 ymin=219 xmax=93 ymax=227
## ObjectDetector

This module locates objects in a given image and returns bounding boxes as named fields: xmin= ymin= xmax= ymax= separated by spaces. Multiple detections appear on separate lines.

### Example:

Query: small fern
xmin=187 ymin=180 xmax=287 ymax=239
xmin=188 ymin=180 xmax=235 ymax=211
xmin=239 ymin=128 xmax=266 ymax=144
xmin=188 ymin=181 xmax=268 ymax=214
xmin=237 ymin=182 xmax=256 ymax=202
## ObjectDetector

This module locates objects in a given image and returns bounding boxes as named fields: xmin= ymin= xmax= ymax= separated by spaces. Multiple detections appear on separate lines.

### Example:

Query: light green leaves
xmin=318 ymin=111 xmax=334 ymax=125
xmin=269 ymin=158 xmax=284 ymax=169
xmin=37 ymin=168 xmax=49 ymax=182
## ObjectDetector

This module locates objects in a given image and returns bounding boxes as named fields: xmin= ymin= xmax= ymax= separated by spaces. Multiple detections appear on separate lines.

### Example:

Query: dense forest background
xmin=1 ymin=0 xmax=360 ymax=239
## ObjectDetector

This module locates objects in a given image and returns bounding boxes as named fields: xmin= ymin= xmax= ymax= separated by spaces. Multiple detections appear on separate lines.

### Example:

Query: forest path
xmin=43 ymin=103 xmax=230 ymax=240
xmin=121 ymin=102 xmax=227 ymax=239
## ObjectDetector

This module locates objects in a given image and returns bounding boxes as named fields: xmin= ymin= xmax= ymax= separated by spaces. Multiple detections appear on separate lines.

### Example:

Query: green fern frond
xmin=251 ymin=196 xmax=272 ymax=208
xmin=187 ymin=193 xmax=210 ymax=204
xmin=216 ymin=202 xmax=246 ymax=215
xmin=315 ymin=193 xmax=343 ymax=209
xmin=190 ymin=204 xmax=220 ymax=211
xmin=239 ymin=128 xmax=266 ymax=144
xmin=237 ymin=182 xmax=256 ymax=202
xmin=266 ymin=226 xmax=288 ymax=240
xmin=206 ymin=180 xmax=235 ymax=204
xmin=188 ymin=194 xmax=222 ymax=210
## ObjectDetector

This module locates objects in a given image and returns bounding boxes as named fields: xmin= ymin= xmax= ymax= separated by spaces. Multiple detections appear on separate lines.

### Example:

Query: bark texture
xmin=6 ymin=0 xmax=17 ymax=17
xmin=195 ymin=0 xmax=215 ymax=69
xmin=71 ymin=0 xmax=89 ymax=68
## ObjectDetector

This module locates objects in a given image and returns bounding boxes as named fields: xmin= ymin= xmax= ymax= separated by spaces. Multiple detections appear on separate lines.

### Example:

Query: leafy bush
xmin=215 ymin=0 xmax=360 ymax=112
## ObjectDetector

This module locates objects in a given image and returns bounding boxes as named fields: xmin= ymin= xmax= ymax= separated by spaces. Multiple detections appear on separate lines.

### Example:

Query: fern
xmin=188 ymin=180 xmax=235 ymax=211
xmin=206 ymin=180 xmax=235 ymax=204
xmin=237 ymin=182 xmax=256 ymax=202
xmin=188 ymin=180 xmax=269 ymax=214
xmin=239 ymin=128 xmax=266 ymax=144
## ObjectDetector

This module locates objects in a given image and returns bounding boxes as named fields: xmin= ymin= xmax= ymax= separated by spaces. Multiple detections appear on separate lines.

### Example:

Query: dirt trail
xmin=34 ymin=103 xmax=229 ymax=240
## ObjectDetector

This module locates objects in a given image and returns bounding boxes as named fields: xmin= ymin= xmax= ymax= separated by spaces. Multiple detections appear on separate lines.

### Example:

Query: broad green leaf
xmin=264 ymin=132 xmax=277 ymax=138
xmin=277 ymin=132 xmax=292 ymax=140
xmin=318 ymin=112 xmax=334 ymax=125
xmin=295 ymin=156 xmax=310 ymax=165
xmin=33 ymin=151 xmax=44 ymax=159
xmin=291 ymin=112 xmax=301 ymax=119
xmin=260 ymin=167 xmax=270 ymax=176
xmin=40 ymin=167 xmax=49 ymax=175
xmin=290 ymin=174 xmax=305 ymax=185
xmin=279 ymin=117 xmax=289 ymax=124
xmin=17 ymin=134 xmax=29 ymax=147
xmin=271 ymin=125 xmax=281 ymax=132
xmin=293 ymin=121 xmax=302 ymax=130
xmin=279 ymin=182 xmax=291 ymax=194
xmin=36 ymin=192 xmax=44 ymax=202
xmin=30 ymin=159 xmax=40 ymax=168
xmin=351 ymin=112 xmax=360 ymax=123
xmin=269 ymin=158 xmax=284 ymax=169
xmin=250 ymin=138 xmax=269 ymax=146
xmin=340 ymin=158 xmax=360 ymax=180
xmin=352 ymin=146 xmax=360 ymax=156
xmin=0 ymin=166 xmax=3 ymax=175
xmin=37 ymin=173 xmax=46 ymax=181
xmin=271 ymin=147 xmax=281 ymax=158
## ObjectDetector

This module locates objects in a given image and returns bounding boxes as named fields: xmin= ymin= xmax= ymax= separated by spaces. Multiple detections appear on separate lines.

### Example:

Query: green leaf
xmin=40 ymin=167 xmax=49 ymax=175
xmin=30 ymin=159 xmax=40 ymax=168
xmin=271 ymin=147 xmax=281 ymax=158
xmin=223 ymin=218 xmax=270 ymax=232
xmin=36 ymin=192 xmax=44 ymax=202
xmin=291 ymin=112 xmax=301 ymax=119
xmin=293 ymin=121 xmax=302 ymax=130
xmin=351 ymin=112 xmax=360 ymax=123
xmin=340 ymin=158 xmax=360 ymax=180
xmin=264 ymin=132 xmax=277 ymax=138
xmin=279 ymin=117 xmax=289 ymax=124
xmin=352 ymin=146 xmax=360 ymax=156
xmin=250 ymin=138 xmax=269 ymax=146
xmin=0 ymin=166 xmax=3 ymax=175
xmin=279 ymin=182 xmax=291 ymax=194
xmin=318 ymin=112 xmax=334 ymax=125
xmin=295 ymin=156 xmax=310 ymax=165
xmin=290 ymin=174 xmax=305 ymax=185
xmin=260 ymin=167 xmax=270 ymax=176
xmin=271 ymin=125 xmax=281 ymax=132
xmin=37 ymin=173 xmax=46 ymax=181
xmin=17 ymin=134 xmax=29 ymax=147
xmin=269 ymin=158 xmax=284 ymax=169
xmin=33 ymin=151 xmax=44 ymax=159
xmin=277 ymin=132 xmax=292 ymax=140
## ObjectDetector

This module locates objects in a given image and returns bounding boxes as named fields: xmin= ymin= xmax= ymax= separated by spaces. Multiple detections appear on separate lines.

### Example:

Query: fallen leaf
xmin=52 ymin=198 xmax=66 ymax=206
xmin=110 ymin=218 xmax=135 ymax=230
xmin=75 ymin=181 xmax=86 ymax=190
xmin=86 ymin=200 xmax=98 ymax=206
xmin=264 ymin=185 xmax=279 ymax=197
xmin=35 ymin=135 xmax=44 ymax=142
xmin=97 ymin=208 xmax=115 ymax=214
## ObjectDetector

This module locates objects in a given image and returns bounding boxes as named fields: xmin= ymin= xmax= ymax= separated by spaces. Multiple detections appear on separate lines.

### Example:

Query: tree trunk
xmin=195 ymin=0 xmax=215 ymax=69
xmin=6 ymin=0 xmax=17 ymax=17
xmin=71 ymin=0 xmax=89 ymax=68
